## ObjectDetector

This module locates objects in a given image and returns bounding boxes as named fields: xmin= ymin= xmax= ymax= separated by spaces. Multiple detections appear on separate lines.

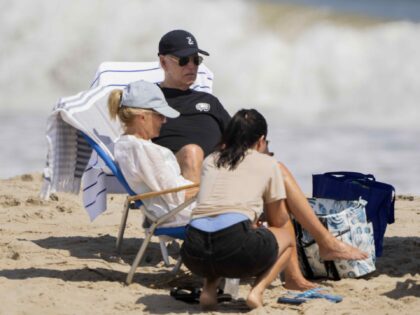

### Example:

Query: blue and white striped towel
xmin=41 ymin=61 xmax=214 ymax=221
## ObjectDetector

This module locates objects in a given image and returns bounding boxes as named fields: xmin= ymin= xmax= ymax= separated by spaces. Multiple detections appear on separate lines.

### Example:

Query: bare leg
xmin=264 ymin=202 xmax=317 ymax=291
xmin=282 ymin=220 xmax=318 ymax=290
xmin=278 ymin=162 xmax=368 ymax=261
xmin=176 ymin=144 xmax=204 ymax=183
xmin=247 ymin=226 xmax=292 ymax=309
xmin=200 ymin=277 xmax=222 ymax=310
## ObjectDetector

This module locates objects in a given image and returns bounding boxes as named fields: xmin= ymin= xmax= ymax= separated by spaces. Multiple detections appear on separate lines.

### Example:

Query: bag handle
xmin=324 ymin=261 xmax=341 ymax=281
xmin=293 ymin=220 xmax=315 ymax=279
xmin=324 ymin=171 xmax=376 ymax=181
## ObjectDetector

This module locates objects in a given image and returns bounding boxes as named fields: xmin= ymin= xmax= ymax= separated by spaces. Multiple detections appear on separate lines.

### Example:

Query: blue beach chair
xmin=82 ymin=132 xmax=198 ymax=284
xmin=42 ymin=61 xmax=212 ymax=284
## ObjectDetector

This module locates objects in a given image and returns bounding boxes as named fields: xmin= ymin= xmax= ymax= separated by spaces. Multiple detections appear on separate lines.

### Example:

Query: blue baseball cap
xmin=121 ymin=80 xmax=179 ymax=118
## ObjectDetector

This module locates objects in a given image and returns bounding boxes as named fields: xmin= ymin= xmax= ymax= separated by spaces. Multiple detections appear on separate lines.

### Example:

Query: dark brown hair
xmin=216 ymin=109 xmax=267 ymax=170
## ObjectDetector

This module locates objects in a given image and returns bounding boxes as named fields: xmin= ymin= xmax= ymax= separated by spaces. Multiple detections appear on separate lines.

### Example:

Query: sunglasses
xmin=168 ymin=55 xmax=203 ymax=67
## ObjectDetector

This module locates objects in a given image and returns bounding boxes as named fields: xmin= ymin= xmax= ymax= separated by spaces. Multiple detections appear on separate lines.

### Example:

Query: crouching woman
xmin=180 ymin=109 xmax=292 ymax=309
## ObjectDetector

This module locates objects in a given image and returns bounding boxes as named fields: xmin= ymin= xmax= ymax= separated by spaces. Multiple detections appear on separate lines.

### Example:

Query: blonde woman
xmin=108 ymin=80 xmax=198 ymax=227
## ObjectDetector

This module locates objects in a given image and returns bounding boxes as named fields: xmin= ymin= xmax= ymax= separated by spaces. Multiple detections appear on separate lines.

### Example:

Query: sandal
xmin=277 ymin=287 xmax=343 ymax=305
xmin=170 ymin=287 xmax=232 ymax=304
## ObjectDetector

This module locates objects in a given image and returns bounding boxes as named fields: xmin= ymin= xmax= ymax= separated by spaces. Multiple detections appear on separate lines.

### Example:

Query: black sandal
xmin=170 ymin=287 xmax=232 ymax=304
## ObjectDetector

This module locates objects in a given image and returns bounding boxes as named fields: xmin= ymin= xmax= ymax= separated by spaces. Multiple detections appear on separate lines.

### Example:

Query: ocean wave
xmin=1 ymin=0 xmax=419 ymax=128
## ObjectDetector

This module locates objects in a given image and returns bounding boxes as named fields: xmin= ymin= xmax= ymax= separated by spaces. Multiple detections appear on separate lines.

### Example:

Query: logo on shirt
xmin=186 ymin=36 xmax=194 ymax=46
xmin=195 ymin=102 xmax=210 ymax=112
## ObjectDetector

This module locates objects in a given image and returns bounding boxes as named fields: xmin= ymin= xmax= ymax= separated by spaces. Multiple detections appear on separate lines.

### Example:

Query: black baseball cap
xmin=158 ymin=30 xmax=209 ymax=57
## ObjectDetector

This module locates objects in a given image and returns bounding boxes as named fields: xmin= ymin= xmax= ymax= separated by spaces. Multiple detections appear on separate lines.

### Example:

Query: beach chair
xmin=41 ymin=61 xmax=213 ymax=284
xmin=82 ymin=132 xmax=198 ymax=284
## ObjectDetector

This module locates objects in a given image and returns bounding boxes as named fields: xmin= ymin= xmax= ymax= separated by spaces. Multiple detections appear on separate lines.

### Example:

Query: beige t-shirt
xmin=192 ymin=149 xmax=286 ymax=222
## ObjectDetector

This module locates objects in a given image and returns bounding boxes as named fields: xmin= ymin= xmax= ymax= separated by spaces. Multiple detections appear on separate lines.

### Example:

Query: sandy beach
xmin=0 ymin=173 xmax=419 ymax=314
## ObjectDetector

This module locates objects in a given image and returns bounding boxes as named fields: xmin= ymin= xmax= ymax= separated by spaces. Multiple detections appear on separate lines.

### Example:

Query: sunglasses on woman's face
xmin=169 ymin=55 xmax=203 ymax=67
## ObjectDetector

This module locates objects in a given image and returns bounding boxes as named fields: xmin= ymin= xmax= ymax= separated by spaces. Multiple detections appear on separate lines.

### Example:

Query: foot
xmin=199 ymin=289 xmax=217 ymax=310
xmin=246 ymin=289 xmax=264 ymax=309
xmin=284 ymin=275 xmax=318 ymax=291
xmin=319 ymin=238 xmax=368 ymax=261
xmin=199 ymin=277 xmax=221 ymax=310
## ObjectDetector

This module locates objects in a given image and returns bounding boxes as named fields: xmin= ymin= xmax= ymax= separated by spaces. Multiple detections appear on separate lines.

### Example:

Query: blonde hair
xmin=108 ymin=89 xmax=148 ymax=130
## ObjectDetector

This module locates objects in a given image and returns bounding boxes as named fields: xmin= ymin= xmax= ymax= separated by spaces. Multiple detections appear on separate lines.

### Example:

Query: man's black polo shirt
xmin=153 ymin=87 xmax=231 ymax=157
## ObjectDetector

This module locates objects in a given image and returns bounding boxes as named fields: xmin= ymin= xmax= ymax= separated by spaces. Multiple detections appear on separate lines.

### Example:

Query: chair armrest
xmin=127 ymin=183 xmax=199 ymax=202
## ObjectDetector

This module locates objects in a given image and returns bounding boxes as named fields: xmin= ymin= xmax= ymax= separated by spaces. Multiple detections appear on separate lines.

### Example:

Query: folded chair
xmin=41 ymin=61 xmax=213 ymax=284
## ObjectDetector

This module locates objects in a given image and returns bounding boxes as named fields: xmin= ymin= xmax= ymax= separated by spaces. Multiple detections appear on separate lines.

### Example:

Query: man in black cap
xmin=152 ymin=29 xmax=231 ymax=183
xmin=153 ymin=30 xmax=320 ymax=294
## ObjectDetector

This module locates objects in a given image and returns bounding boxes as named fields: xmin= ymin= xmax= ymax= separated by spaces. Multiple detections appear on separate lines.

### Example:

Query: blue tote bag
xmin=312 ymin=172 xmax=395 ymax=257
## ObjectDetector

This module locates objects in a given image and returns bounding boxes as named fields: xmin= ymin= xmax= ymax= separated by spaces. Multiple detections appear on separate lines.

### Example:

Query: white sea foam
xmin=1 ymin=0 xmax=420 ymax=192
xmin=1 ymin=0 xmax=419 ymax=128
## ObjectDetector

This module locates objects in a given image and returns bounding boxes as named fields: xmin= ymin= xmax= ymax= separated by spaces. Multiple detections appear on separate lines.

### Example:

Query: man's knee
xmin=277 ymin=161 xmax=287 ymax=172
xmin=277 ymin=161 xmax=291 ymax=179
xmin=176 ymin=144 xmax=204 ymax=166
xmin=176 ymin=144 xmax=204 ymax=182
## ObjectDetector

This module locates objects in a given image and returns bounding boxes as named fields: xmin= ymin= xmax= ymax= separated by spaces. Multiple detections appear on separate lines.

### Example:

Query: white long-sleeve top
xmin=114 ymin=135 xmax=194 ymax=227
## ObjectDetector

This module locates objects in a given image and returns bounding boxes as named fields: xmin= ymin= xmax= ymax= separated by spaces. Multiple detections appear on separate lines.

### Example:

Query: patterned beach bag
xmin=295 ymin=198 xmax=376 ymax=280
xmin=312 ymin=171 xmax=395 ymax=257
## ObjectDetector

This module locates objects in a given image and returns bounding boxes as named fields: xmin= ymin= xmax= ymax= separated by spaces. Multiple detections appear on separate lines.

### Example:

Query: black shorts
xmin=180 ymin=220 xmax=279 ymax=279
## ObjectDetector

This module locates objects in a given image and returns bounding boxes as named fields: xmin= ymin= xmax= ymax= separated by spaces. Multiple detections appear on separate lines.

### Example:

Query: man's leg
xmin=282 ymin=220 xmax=317 ymax=290
xmin=265 ymin=200 xmax=317 ymax=291
xmin=175 ymin=144 xmax=204 ymax=183
xmin=278 ymin=162 xmax=368 ymax=261
xmin=267 ymin=162 xmax=367 ymax=290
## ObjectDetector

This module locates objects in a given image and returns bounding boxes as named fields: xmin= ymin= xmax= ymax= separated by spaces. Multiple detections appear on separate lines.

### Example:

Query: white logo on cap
xmin=186 ymin=36 xmax=194 ymax=45
xmin=196 ymin=103 xmax=210 ymax=112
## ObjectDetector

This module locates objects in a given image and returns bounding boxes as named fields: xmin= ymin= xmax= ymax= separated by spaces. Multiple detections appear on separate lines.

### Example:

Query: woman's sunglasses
xmin=168 ymin=55 xmax=203 ymax=67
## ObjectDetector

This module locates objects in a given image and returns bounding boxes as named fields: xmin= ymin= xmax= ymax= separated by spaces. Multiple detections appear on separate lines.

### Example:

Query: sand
xmin=0 ymin=173 xmax=419 ymax=315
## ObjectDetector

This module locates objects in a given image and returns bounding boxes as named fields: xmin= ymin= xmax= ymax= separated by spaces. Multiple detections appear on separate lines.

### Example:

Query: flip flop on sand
xmin=277 ymin=287 xmax=343 ymax=305
xmin=170 ymin=287 xmax=232 ymax=304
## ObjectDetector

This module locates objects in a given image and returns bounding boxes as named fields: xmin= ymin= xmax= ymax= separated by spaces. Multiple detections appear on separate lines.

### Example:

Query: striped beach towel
xmin=41 ymin=61 xmax=214 ymax=220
